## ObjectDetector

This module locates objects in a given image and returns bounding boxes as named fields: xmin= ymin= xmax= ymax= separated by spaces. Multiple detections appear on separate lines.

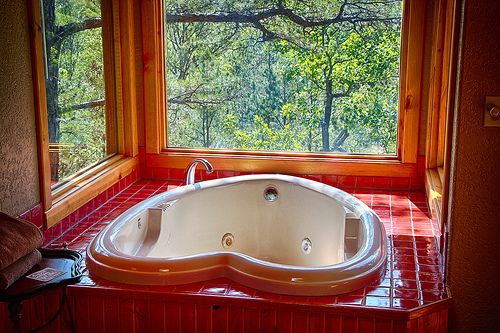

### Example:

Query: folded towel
xmin=0 ymin=212 xmax=43 ymax=270
xmin=0 ymin=249 xmax=42 ymax=289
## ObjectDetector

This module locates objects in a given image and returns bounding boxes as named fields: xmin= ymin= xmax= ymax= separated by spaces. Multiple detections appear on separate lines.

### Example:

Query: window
xmin=27 ymin=0 xmax=426 ymax=227
xmin=139 ymin=0 xmax=425 ymax=175
xmin=41 ymin=0 xmax=114 ymax=185
xmin=425 ymin=0 xmax=459 ymax=238
xmin=29 ymin=0 xmax=138 ymax=227
xmin=164 ymin=1 xmax=404 ymax=155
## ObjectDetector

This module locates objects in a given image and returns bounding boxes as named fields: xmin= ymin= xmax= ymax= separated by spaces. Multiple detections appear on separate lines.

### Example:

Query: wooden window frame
xmin=26 ymin=0 xmax=437 ymax=228
xmin=28 ymin=0 xmax=139 ymax=228
xmin=143 ymin=0 xmax=427 ymax=177
xmin=424 ymin=0 xmax=460 ymax=244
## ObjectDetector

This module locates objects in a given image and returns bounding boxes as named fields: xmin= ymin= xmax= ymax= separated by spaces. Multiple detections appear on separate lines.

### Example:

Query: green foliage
xmin=45 ymin=0 xmax=405 ymax=185
xmin=166 ymin=0 xmax=403 ymax=154
xmin=47 ymin=0 xmax=107 ymax=181
xmin=58 ymin=28 xmax=105 ymax=106
xmin=58 ymin=106 xmax=106 ymax=177
xmin=55 ymin=0 xmax=101 ymax=25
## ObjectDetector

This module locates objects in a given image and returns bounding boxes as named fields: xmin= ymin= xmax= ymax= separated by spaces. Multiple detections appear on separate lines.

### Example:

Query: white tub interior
xmin=113 ymin=180 xmax=355 ymax=267
xmin=88 ymin=174 xmax=386 ymax=295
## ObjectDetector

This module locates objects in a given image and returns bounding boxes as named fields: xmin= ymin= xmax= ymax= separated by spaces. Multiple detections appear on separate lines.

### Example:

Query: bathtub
xmin=87 ymin=174 xmax=387 ymax=296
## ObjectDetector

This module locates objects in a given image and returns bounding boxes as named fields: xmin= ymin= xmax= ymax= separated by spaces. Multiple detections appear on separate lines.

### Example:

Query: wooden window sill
xmin=425 ymin=168 xmax=443 ymax=225
xmin=150 ymin=150 xmax=416 ymax=177
xmin=45 ymin=156 xmax=139 ymax=227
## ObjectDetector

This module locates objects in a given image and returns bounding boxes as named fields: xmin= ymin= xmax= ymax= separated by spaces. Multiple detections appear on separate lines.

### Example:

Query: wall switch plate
xmin=484 ymin=96 xmax=500 ymax=127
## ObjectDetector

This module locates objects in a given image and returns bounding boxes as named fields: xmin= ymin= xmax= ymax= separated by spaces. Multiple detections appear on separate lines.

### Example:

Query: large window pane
xmin=43 ymin=0 xmax=110 ymax=184
xmin=165 ymin=0 xmax=403 ymax=154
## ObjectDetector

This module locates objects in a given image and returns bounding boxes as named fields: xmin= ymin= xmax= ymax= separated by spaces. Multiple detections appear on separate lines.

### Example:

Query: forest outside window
xmin=164 ymin=0 xmax=404 ymax=155
xmin=42 ymin=0 xmax=115 ymax=186
xmin=30 ymin=0 xmax=139 ymax=226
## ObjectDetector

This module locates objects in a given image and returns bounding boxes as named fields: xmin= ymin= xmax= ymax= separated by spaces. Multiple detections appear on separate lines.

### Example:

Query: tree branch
xmin=332 ymin=84 xmax=357 ymax=98
xmin=165 ymin=5 xmax=400 ymax=28
xmin=332 ymin=128 xmax=349 ymax=151
xmin=168 ymin=96 xmax=235 ymax=109
xmin=63 ymin=99 xmax=105 ymax=112
xmin=55 ymin=18 xmax=102 ymax=44
xmin=167 ymin=84 xmax=238 ymax=109
xmin=252 ymin=21 xmax=278 ymax=41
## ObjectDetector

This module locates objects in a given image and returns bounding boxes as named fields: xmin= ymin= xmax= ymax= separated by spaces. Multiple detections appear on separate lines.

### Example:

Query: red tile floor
xmin=44 ymin=179 xmax=447 ymax=311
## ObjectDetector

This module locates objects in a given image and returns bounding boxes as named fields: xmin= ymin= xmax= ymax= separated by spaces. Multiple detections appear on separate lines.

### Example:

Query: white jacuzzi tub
xmin=87 ymin=174 xmax=387 ymax=296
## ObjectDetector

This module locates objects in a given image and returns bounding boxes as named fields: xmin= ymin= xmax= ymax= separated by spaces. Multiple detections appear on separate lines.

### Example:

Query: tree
xmin=43 ymin=0 xmax=105 ymax=181
xmin=42 ymin=0 xmax=404 ymax=177
xmin=165 ymin=0 xmax=403 ymax=153
xmin=278 ymin=21 xmax=401 ymax=151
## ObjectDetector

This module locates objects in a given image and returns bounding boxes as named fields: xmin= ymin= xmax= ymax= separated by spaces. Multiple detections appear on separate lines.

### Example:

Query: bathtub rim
xmin=86 ymin=174 xmax=387 ymax=296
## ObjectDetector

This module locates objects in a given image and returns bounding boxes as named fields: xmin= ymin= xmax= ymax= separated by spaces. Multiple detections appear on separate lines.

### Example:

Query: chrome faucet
xmin=185 ymin=158 xmax=214 ymax=185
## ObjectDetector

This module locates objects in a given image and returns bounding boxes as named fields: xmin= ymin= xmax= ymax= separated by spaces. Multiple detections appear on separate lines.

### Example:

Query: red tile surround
xmin=142 ymin=168 xmax=426 ymax=191
xmin=16 ymin=170 xmax=139 ymax=242
xmin=5 ymin=173 xmax=449 ymax=332
xmin=45 ymin=178 xmax=445 ymax=307
xmin=18 ymin=202 xmax=44 ymax=228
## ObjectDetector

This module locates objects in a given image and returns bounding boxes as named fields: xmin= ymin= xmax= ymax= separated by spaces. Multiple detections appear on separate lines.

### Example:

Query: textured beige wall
xmin=0 ymin=0 xmax=40 ymax=215
xmin=447 ymin=0 xmax=500 ymax=331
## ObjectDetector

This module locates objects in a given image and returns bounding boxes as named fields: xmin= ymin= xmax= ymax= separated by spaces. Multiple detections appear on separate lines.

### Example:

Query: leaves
xmin=166 ymin=0 xmax=403 ymax=153
xmin=44 ymin=0 xmax=107 ymax=181
xmin=45 ymin=0 xmax=405 ymax=184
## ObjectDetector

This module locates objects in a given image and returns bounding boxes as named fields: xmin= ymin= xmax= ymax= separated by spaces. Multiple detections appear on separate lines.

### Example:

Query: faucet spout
xmin=185 ymin=158 xmax=214 ymax=185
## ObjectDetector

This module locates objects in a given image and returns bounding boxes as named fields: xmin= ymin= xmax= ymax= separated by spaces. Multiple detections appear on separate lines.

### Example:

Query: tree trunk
xmin=43 ymin=0 xmax=61 ymax=181
xmin=42 ymin=0 xmax=103 ymax=181
xmin=332 ymin=128 xmax=349 ymax=151
xmin=201 ymin=108 xmax=213 ymax=148
xmin=321 ymin=78 xmax=334 ymax=151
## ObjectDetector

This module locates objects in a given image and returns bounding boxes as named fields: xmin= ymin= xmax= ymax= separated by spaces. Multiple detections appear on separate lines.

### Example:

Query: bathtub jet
xmin=87 ymin=174 xmax=387 ymax=296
